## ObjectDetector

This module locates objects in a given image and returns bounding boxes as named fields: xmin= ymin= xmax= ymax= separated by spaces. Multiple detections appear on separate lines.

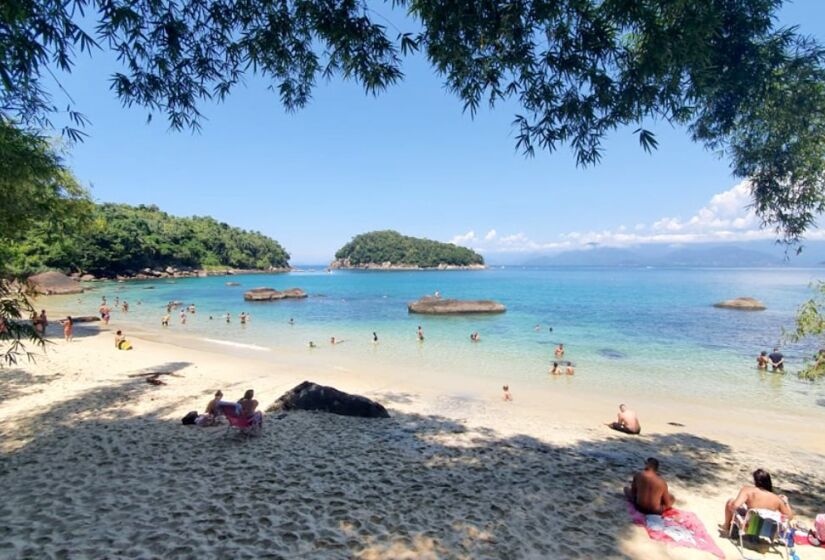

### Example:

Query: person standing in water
xmin=372 ymin=332 xmax=378 ymax=343
xmin=417 ymin=325 xmax=425 ymax=341
xmin=62 ymin=316 xmax=73 ymax=342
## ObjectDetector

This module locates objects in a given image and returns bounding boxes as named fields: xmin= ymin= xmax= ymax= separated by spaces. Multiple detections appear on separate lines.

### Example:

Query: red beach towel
xmin=627 ymin=502 xmax=725 ymax=558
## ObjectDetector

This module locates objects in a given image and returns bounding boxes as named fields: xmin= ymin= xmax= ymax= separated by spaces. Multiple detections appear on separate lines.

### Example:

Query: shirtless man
xmin=607 ymin=404 xmax=641 ymax=434
xmin=554 ymin=343 xmax=564 ymax=358
xmin=625 ymin=457 xmax=674 ymax=514
xmin=722 ymin=469 xmax=793 ymax=533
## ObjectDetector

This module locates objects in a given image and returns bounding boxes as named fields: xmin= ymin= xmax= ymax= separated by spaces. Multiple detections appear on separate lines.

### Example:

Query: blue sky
xmin=52 ymin=1 xmax=824 ymax=263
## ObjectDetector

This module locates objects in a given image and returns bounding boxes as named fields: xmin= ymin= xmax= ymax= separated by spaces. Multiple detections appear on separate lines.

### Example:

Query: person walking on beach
xmin=625 ymin=458 xmax=674 ymax=514
xmin=417 ymin=325 xmax=425 ymax=341
xmin=607 ymin=404 xmax=640 ymax=434
xmin=62 ymin=316 xmax=73 ymax=342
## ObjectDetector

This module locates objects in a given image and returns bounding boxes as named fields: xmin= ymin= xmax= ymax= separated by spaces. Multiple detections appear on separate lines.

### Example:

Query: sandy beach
xmin=1 ymin=318 xmax=824 ymax=559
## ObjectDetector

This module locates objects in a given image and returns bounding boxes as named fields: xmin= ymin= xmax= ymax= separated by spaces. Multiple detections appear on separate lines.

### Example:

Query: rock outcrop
xmin=27 ymin=271 xmax=84 ymax=295
xmin=408 ymin=296 xmax=506 ymax=314
xmin=713 ymin=297 xmax=766 ymax=311
xmin=243 ymin=287 xmax=307 ymax=301
xmin=70 ymin=316 xmax=101 ymax=323
xmin=267 ymin=381 xmax=390 ymax=418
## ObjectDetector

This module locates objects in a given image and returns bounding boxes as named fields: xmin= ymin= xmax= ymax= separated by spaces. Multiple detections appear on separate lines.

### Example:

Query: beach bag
xmin=181 ymin=411 xmax=198 ymax=425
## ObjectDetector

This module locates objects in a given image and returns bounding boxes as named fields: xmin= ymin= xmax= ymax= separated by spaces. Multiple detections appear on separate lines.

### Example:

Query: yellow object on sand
xmin=117 ymin=340 xmax=133 ymax=350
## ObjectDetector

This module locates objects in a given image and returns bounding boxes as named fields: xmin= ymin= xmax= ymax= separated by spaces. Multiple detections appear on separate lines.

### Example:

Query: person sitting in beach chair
xmin=218 ymin=390 xmax=263 ymax=436
xmin=239 ymin=389 xmax=263 ymax=426
xmin=722 ymin=469 xmax=793 ymax=536
xmin=625 ymin=457 xmax=674 ymax=514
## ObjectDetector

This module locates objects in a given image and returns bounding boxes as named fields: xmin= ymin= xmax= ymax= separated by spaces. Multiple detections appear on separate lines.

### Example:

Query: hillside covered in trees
xmin=9 ymin=203 xmax=290 ymax=276
xmin=333 ymin=231 xmax=484 ymax=269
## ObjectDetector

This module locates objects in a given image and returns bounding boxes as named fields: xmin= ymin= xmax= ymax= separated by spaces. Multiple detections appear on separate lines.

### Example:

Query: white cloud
xmin=448 ymin=181 xmax=824 ymax=253
xmin=450 ymin=230 xmax=476 ymax=244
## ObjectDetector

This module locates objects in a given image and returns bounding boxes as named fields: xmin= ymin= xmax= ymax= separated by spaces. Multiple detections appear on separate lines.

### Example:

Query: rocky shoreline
xmin=329 ymin=259 xmax=485 ymax=271
xmin=71 ymin=266 xmax=291 ymax=282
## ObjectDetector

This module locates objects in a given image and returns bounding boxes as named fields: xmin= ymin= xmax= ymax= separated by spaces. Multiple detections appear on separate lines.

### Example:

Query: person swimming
xmin=470 ymin=331 xmax=480 ymax=342
xmin=554 ymin=343 xmax=564 ymax=358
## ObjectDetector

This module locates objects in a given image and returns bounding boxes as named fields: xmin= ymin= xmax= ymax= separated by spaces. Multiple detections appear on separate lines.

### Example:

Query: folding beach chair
xmin=730 ymin=508 xmax=790 ymax=559
xmin=217 ymin=403 xmax=262 ymax=437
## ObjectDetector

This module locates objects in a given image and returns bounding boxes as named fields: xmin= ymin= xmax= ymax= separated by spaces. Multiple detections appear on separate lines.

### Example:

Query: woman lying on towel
xmin=114 ymin=330 xmax=133 ymax=350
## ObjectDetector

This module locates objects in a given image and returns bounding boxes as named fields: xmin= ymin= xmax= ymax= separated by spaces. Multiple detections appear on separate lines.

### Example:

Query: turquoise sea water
xmin=68 ymin=267 xmax=825 ymax=411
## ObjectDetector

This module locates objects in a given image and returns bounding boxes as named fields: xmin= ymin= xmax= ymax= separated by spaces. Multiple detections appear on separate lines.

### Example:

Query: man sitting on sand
xmin=721 ymin=469 xmax=793 ymax=534
xmin=625 ymin=457 xmax=674 ymax=514
xmin=607 ymin=404 xmax=641 ymax=434
xmin=196 ymin=390 xmax=224 ymax=426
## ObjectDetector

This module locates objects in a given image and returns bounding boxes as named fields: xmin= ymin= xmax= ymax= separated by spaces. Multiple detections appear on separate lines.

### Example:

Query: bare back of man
xmin=625 ymin=470 xmax=674 ymax=515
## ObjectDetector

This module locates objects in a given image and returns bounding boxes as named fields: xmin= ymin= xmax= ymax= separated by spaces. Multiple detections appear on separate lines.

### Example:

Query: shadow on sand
xmin=0 ymin=370 xmax=819 ymax=559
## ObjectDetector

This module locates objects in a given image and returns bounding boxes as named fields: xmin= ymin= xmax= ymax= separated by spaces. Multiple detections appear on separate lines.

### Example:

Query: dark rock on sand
xmin=70 ymin=316 xmax=101 ymax=323
xmin=598 ymin=348 xmax=627 ymax=359
xmin=713 ymin=297 xmax=766 ymax=311
xmin=267 ymin=381 xmax=390 ymax=418
xmin=244 ymin=287 xmax=307 ymax=301
xmin=27 ymin=271 xmax=84 ymax=295
xmin=408 ymin=296 xmax=505 ymax=314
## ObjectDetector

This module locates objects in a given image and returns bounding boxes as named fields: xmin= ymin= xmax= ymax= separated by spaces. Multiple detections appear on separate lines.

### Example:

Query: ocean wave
xmin=203 ymin=338 xmax=270 ymax=351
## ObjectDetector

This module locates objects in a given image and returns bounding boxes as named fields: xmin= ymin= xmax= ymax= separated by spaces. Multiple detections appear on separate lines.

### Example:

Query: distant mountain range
xmin=486 ymin=242 xmax=825 ymax=267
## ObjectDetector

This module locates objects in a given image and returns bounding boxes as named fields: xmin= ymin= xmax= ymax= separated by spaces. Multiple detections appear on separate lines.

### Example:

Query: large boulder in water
xmin=408 ymin=296 xmax=505 ymax=314
xmin=713 ymin=297 xmax=766 ymax=311
xmin=267 ymin=381 xmax=390 ymax=418
xmin=244 ymin=287 xmax=307 ymax=301
xmin=27 ymin=271 xmax=84 ymax=295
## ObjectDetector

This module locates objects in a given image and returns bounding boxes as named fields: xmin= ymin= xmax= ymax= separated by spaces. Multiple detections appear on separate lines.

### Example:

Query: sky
xmin=49 ymin=0 xmax=825 ymax=264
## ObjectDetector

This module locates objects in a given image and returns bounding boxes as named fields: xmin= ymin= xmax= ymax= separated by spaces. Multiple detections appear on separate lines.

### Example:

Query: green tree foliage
xmin=0 ymin=119 xmax=92 ymax=364
xmin=3 ymin=1 xmax=825 ymax=243
xmin=335 ymin=230 xmax=483 ymax=268
xmin=786 ymin=282 xmax=825 ymax=380
xmin=8 ymin=203 xmax=291 ymax=276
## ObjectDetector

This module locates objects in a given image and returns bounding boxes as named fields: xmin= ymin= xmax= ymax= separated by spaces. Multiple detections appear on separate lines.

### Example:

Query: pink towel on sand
xmin=627 ymin=502 xmax=725 ymax=558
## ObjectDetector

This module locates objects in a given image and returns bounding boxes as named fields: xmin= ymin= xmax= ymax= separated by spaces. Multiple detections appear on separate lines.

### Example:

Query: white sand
xmin=1 ymin=320 xmax=823 ymax=559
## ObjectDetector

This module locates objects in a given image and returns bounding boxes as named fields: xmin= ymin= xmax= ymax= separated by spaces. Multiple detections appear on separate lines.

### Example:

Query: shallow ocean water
xmin=67 ymin=266 xmax=825 ymax=411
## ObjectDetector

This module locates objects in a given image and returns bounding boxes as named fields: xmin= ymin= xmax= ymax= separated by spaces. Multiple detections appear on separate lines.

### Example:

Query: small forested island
xmin=10 ymin=203 xmax=290 ymax=279
xmin=331 ymin=230 xmax=484 ymax=270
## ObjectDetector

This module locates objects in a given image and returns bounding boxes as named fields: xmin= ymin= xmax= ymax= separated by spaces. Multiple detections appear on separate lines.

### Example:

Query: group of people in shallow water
xmin=757 ymin=347 xmax=784 ymax=371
